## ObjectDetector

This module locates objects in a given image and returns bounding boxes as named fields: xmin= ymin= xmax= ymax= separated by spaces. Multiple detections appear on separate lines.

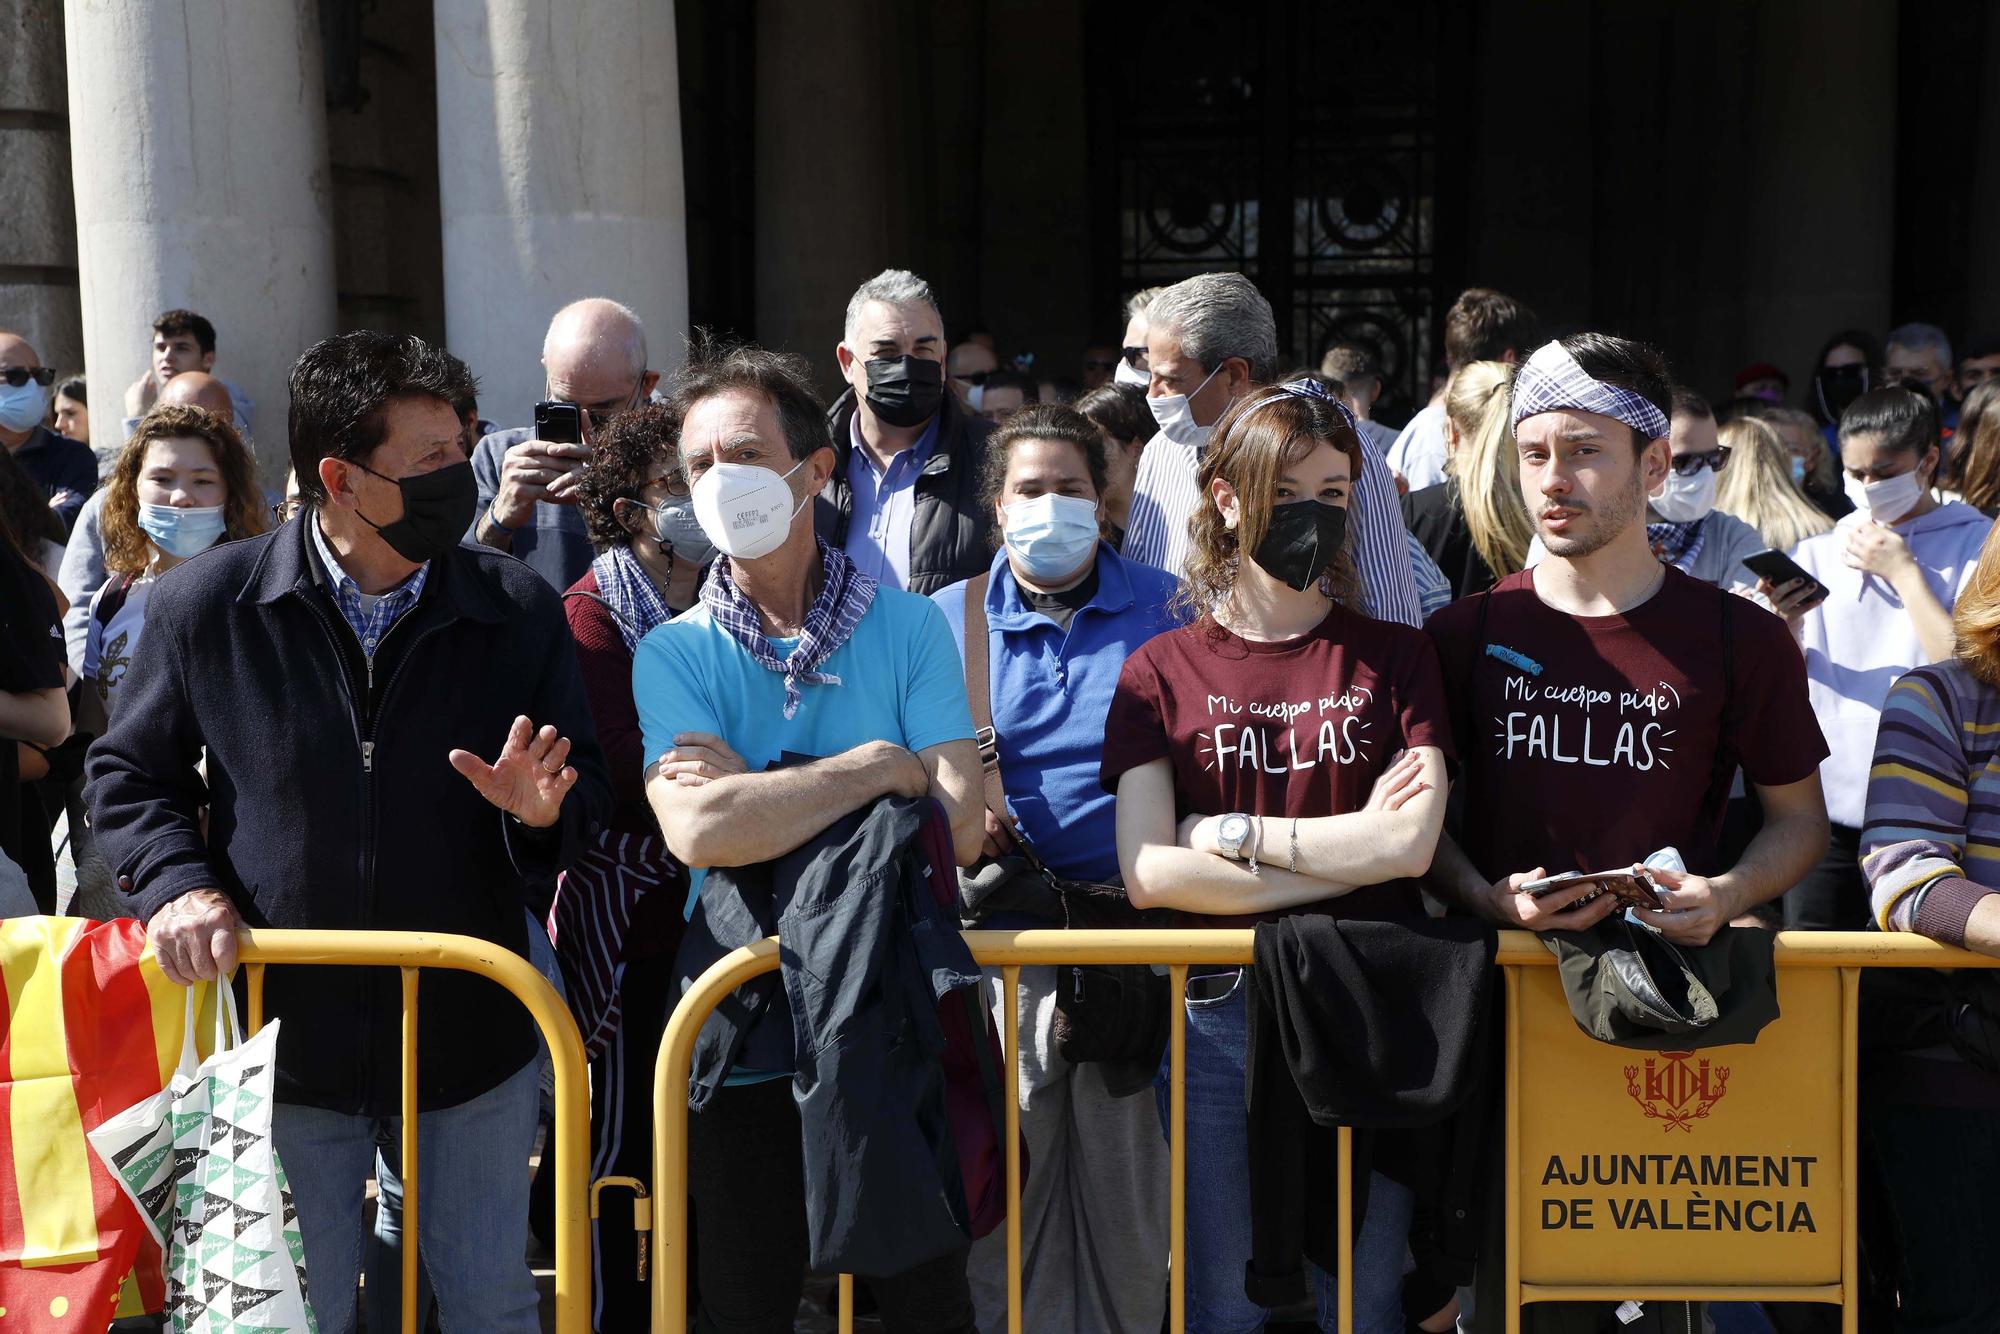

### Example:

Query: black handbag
xmin=961 ymin=574 xmax=1170 ymax=1086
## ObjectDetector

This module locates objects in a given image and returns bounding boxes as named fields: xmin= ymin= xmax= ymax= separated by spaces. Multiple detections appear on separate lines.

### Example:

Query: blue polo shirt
xmin=933 ymin=545 xmax=1181 ymax=883
xmin=843 ymin=414 xmax=940 ymax=590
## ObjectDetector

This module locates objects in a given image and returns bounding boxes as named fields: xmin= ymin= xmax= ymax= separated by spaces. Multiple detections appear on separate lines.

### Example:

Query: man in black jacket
xmin=86 ymin=330 xmax=609 ymax=1334
xmin=818 ymin=267 xmax=996 ymax=596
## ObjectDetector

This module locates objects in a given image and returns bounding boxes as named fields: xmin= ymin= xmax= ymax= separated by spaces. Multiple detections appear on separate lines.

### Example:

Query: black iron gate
xmin=1086 ymin=1 xmax=1465 ymax=425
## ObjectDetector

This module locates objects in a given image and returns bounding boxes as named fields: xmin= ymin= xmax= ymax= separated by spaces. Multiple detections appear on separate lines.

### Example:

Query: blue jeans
xmin=272 ymin=1059 xmax=542 ymax=1334
xmin=1157 ymin=969 xmax=1413 ymax=1334
xmin=367 ymin=1139 xmax=437 ymax=1331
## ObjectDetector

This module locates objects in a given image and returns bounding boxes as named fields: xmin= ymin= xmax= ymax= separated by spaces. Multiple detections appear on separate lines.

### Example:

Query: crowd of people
xmin=4 ymin=269 xmax=2000 ymax=1334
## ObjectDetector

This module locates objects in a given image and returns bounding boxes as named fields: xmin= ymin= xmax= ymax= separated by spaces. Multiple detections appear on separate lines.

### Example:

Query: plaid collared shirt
xmin=308 ymin=514 xmax=429 ymax=659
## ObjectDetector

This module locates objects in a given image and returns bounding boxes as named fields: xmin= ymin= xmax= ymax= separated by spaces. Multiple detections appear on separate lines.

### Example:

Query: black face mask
xmin=863 ymin=356 xmax=946 ymax=428
xmin=353 ymin=459 xmax=477 ymax=562
xmin=1251 ymin=499 xmax=1348 ymax=592
xmin=1813 ymin=365 xmax=1869 ymax=426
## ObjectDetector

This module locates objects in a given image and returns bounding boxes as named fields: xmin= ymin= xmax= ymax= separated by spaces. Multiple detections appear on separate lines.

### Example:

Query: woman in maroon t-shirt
xmin=1102 ymin=383 xmax=1450 ymax=1332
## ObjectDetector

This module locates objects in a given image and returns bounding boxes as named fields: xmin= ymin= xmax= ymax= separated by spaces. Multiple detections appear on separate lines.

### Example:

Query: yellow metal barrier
xmin=648 ymin=928 xmax=2000 ymax=1334
xmin=235 ymin=928 xmax=592 ymax=1334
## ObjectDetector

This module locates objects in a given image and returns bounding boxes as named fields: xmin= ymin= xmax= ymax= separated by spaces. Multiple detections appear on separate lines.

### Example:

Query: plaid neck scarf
xmin=1647 ymin=516 xmax=1707 ymax=572
xmin=701 ymin=538 xmax=877 ymax=719
xmin=590 ymin=544 xmax=678 ymax=655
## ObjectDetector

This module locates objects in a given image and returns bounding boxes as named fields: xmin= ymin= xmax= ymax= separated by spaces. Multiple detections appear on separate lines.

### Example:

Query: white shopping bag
xmin=89 ymin=982 xmax=317 ymax=1333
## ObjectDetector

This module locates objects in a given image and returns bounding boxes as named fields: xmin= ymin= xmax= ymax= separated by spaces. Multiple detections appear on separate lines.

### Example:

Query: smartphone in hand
xmin=1519 ymin=868 xmax=1666 ymax=912
xmin=1741 ymin=549 xmax=1829 ymax=609
xmin=534 ymin=400 xmax=585 ymax=447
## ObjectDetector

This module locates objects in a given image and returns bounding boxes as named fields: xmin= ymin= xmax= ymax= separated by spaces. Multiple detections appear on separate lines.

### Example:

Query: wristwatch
xmin=1217 ymin=813 xmax=1253 ymax=862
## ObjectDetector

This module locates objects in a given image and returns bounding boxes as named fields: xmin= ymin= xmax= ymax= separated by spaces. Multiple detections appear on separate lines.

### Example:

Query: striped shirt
xmin=1861 ymin=659 xmax=2000 ymax=943
xmin=1123 ymin=423 xmax=1423 ymax=628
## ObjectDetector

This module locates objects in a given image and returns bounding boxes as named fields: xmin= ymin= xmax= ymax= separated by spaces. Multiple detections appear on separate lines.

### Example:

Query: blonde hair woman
xmin=1400 ymin=360 xmax=1528 ymax=598
xmin=1714 ymin=416 xmax=1833 ymax=552
xmin=1755 ymin=403 xmax=1851 ymax=520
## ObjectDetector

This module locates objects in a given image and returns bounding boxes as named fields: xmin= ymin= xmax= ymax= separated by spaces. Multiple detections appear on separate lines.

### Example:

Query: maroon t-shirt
xmin=1424 ymin=565 xmax=1827 ymax=882
xmin=1098 ymin=602 xmax=1452 ymax=927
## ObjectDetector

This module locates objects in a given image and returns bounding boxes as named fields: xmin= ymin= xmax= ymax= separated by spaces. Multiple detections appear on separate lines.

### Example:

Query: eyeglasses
xmin=271 ymin=499 xmax=304 ymax=522
xmin=648 ymin=473 xmax=692 ymax=500
xmin=1668 ymin=447 xmax=1731 ymax=478
xmin=1122 ymin=346 xmax=1150 ymax=372
xmin=0 ymin=367 xmax=55 ymax=388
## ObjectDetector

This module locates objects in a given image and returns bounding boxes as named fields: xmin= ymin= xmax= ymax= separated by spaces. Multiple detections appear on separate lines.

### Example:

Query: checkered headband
xmin=1510 ymin=341 xmax=1671 ymax=441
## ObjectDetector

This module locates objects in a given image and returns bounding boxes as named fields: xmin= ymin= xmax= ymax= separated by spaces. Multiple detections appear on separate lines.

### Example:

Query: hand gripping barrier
xmin=236 ymin=928 xmax=592 ymax=1334
xmin=648 ymin=928 xmax=2000 ymax=1334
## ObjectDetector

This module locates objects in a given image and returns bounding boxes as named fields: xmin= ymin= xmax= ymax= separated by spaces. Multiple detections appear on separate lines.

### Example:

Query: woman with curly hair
xmin=1102 ymin=381 xmax=1451 ymax=1333
xmin=83 ymin=404 xmax=264 ymax=721
xmin=561 ymin=401 xmax=706 ymax=1330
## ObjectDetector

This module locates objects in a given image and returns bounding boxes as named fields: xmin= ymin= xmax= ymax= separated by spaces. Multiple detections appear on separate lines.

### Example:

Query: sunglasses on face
xmin=1122 ymin=346 xmax=1150 ymax=371
xmin=1669 ymin=447 xmax=1731 ymax=478
xmin=0 ymin=367 xmax=55 ymax=388
xmin=957 ymin=371 xmax=991 ymax=386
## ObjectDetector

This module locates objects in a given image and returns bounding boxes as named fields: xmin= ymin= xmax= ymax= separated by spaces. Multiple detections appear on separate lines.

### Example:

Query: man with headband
xmin=1422 ymin=334 xmax=1829 ymax=1332
xmin=1423 ymin=333 xmax=1827 ymax=945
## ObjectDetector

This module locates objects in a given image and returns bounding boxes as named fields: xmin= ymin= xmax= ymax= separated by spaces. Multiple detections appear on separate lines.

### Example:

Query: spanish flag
xmin=0 ymin=916 xmax=219 ymax=1324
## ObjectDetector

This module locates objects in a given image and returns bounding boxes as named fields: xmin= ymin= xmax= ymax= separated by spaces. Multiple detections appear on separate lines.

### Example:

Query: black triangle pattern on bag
xmin=231 ymin=1279 xmax=281 ymax=1318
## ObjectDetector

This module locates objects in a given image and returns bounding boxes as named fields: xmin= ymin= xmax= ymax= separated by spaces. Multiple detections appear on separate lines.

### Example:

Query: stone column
xmin=434 ymin=0 xmax=689 ymax=428
xmin=0 ymin=0 xmax=80 ymax=377
xmin=64 ymin=0 xmax=336 ymax=478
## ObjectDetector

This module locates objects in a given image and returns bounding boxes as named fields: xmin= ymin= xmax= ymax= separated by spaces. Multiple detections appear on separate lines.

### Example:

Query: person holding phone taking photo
xmin=470 ymin=298 xmax=661 ymax=590
xmin=1775 ymin=382 xmax=1993 ymax=929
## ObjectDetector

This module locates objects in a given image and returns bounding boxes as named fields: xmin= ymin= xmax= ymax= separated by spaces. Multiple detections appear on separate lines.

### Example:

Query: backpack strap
xmin=961 ymin=573 xmax=1012 ymax=833
xmin=92 ymin=571 xmax=137 ymax=629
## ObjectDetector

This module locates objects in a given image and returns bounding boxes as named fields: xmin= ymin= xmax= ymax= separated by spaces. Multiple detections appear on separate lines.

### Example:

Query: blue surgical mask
xmin=1789 ymin=456 xmax=1807 ymax=487
xmin=0 ymin=378 xmax=49 ymax=433
xmin=138 ymin=502 xmax=227 ymax=558
xmin=1003 ymin=492 xmax=1101 ymax=583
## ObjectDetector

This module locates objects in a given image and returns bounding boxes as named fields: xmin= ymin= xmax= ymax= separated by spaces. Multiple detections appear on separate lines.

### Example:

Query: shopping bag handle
xmin=174 ymin=975 xmax=245 ymax=1079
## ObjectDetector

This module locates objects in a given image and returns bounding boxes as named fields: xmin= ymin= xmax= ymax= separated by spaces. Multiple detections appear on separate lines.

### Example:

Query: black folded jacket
xmin=1244 ymin=914 xmax=1498 ymax=1308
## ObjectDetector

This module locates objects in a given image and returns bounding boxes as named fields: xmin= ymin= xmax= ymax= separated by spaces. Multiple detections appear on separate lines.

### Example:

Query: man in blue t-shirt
xmin=634 ymin=338 xmax=982 ymax=1332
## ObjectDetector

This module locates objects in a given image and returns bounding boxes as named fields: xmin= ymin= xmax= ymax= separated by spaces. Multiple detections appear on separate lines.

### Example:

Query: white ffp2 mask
xmin=691 ymin=457 xmax=809 ymax=561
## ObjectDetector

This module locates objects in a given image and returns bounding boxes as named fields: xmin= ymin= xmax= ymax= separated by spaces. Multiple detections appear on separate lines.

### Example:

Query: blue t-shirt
xmin=934 ymin=546 xmax=1181 ymax=884
xmin=633 ymin=586 xmax=977 ymax=911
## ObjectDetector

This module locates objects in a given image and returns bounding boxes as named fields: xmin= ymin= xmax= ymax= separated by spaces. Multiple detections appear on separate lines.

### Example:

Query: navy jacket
xmin=679 ymin=796 xmax=982 ymax=1276
xmin=13 ymin=424 xmax=97 ymax=536
xmin=85 ymin=517 xmax=610 ymax=1114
